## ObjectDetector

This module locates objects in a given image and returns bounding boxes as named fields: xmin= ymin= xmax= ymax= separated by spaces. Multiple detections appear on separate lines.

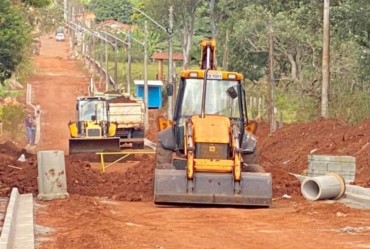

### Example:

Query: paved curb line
xmin=290 ymin=173 xmax=370 ymax=206
xmin=0 ymin=188 xmax=20 ymax=248
xmin=0 ymin=188 xmax=35 ymax=249
xmin=344 ymin=185 xmax=370 ymax=205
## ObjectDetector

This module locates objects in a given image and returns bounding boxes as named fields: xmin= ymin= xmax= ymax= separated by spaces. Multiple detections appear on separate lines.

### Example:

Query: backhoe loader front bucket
xmin=69 ymin=137 xmax=120 ymax=155
xmin=154 ymin=169 xmax=272 ymax=207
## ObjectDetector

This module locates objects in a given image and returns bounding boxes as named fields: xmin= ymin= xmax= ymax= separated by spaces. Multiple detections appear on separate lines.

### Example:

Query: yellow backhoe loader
xmin=154 ymin=38 xmax=272 ymax=206
xmin=68 ymin=96 xmax=120 ymax=154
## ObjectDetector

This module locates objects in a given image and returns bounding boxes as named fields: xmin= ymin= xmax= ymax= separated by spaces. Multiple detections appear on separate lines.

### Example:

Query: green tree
xmin=87 ymin=0 xmax=132 ymax=23
xmin=20 ymin=0 xmax=51 ymax=8
xmin=1 ymin=105 xmax=26 ymax=139
xmin=0 ymin=0 xmax=31 ymax=84
xmin=213 ymin=0 xmax=370 ymax=122
xmin=141 ymin=0 xmax=203 ymax=69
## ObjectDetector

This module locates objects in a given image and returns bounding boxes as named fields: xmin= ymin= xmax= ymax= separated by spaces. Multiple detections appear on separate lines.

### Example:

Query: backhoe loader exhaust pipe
xmin=200 ymin=68 xmax=210 ymax=118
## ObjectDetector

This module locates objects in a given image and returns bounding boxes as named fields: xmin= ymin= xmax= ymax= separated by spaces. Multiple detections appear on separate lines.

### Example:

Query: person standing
xmin=25 ymin=113 xmax=33 ymax=145
xmin=30 ymin=117 xmax=36 ymax=146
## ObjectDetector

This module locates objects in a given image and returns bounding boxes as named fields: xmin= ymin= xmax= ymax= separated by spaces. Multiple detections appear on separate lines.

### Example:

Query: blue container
xmin=134 ymin=80 xmax=163 ymax=108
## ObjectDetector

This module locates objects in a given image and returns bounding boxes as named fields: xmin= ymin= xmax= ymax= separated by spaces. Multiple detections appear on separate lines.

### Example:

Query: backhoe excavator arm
xmin=200 ymin=38 xmax=216 ymax=70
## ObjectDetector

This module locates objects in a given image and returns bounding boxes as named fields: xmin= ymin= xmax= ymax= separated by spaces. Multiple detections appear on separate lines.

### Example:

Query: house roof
xmin=151 ymin=52 xmax=183 ymax=61
xmin=134 ymin=80 xmax=163 ymax=86
xmin=84 ymin=12 xmax=96 ymax=21
xmin=97 ymin=20 xmax=134 ymax=32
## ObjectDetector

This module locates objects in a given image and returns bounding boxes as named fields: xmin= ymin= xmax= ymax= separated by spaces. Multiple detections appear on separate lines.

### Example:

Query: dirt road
xmin=36 ymin=196 xmax=370 ymax=249
xmin=29 ymin=35 xmax=89 ymax=154
xmin=28 ymin=35 xmax=370 ymax=249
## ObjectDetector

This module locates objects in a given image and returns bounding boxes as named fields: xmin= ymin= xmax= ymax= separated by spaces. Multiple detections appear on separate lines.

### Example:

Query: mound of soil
xmin=257 ymin=118 xmax=370 ymax=197
xmin=65 ymin=154 xmax=154 ymax=201
xmin=0 ymin=149 xmax=154 ymax=201
xmin=0 ymin=116 xmax=369 ymax=201
xmin=108 ymin=95 xmax=137 ymax=103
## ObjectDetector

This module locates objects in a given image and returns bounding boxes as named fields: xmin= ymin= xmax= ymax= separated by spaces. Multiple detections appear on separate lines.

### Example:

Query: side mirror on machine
xmin=166 ymin=84 xmax=174 ymax=96
xmin=226 ymin=86 xmax=238 ymax=99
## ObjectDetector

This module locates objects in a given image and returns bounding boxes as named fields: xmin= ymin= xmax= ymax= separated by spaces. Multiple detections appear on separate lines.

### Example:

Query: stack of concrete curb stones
xmin=291 ymin=155 xmax=370 ymax=208
xmin=307 ymin=155 xmax=356 ymax=183
xmin=309 ymin=155 xmax=370 ymax=206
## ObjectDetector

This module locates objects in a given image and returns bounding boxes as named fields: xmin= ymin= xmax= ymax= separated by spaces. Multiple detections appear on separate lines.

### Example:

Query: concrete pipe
xmin=301 ymin=173 xmax=346 ymax=201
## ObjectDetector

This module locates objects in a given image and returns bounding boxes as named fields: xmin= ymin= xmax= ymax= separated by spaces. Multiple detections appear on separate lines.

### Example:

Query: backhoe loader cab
xmin=173 ymin=72 xmax=246 ymax=150
xmin=154 ymin=38 xmax=272 ymax=206
xmin=68 ymin=97 xmax=119 ymax=154
xmin=78 ymin=97 xmax=106 ymax=122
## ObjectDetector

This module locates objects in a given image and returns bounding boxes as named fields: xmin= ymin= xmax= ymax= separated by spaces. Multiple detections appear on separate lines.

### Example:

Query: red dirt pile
xmin=107 ymin=95 xmax=137 ymax=103
xmin=0 ymin=116 xmax=369 ymax=201
xmin=257 ymin=118 xmax=370 ymax=197
xmin=0 ymin=150 xmax=154 ymax=201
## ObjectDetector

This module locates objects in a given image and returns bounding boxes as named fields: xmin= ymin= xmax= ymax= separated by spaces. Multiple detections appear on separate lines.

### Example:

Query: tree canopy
xmin=124 ymin=0 xmax=370 ymax=122
xmin=87 ymin=0 xmax=132 ymax=23
xmin=21 ymin=0 xmax=51 ymax=8
xmin=2 ymin=0 xmax=370 ymax=122
xmin=0 ymin=0 xmax=53 ymax=84
xmin=0 ymin=0 xmax=31 ymax=84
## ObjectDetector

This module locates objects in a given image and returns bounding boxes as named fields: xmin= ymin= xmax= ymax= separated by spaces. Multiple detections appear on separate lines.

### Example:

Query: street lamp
xmin=98 ymin=30 xmax=130 ymax=88
xmin=107 ymin=28 xmax=149 ymax=132
xmin=100 ymin=29 xmax=144 ymax=95
xmin=67 ymin=21 xmax=118 ymax=91
xmin=130 ymin=6 xmax=174 ymax=120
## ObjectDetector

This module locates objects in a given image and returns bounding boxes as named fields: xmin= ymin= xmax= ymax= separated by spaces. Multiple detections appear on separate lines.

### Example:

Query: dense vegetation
xmin=0 ymin=0 xmax=53 ymax=138
xmin=0 ymin=0 xmax=61 ymax=86
xmin=1 ymin=0 xmax=369 ymax=123
xmin=84 ymin=0 xmax=370 ymax=123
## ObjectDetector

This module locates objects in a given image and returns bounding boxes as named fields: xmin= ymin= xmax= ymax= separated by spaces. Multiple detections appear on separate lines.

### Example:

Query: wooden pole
xmin=321 ymin=0 xmax=330 ymax=118
xmin=268 ymin=18 xmax=275 ymax=134
xmin=168 ymin=5 xmax=174 ymax=120
xmin=105 ymin=30 xmax=109 ymax=92
xmin=144 ymin=21 xmax=149 ymax=132
xmin=127 ymin=32 xmax=132 ymax=94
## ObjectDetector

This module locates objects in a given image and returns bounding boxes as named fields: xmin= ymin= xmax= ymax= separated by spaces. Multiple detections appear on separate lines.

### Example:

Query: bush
xmin=1 ymin=105 xmax=26 ymax=139
xmin=330 ymin=91 xmax=370 ymax=124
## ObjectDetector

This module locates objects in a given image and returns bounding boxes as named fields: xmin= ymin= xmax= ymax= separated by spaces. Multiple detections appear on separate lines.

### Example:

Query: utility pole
xmin=144 ymin=21 xmax=149 ymax=132
xmin=222 ymin=29 xmax=229 ymax=70
xmin=114 ymin=43 xmax=118 ymax=87
xmin=91 ymin=33 xmax=95 ymax=78
xmin=130 ymin=6 xmax=174 ymax=119
xmin=108 ymin=29 xmax=143 ymax=95
xmin=63 ymin=0 xmax=67 ymax=21
xmin=99 ymin=39 xmax=103 ymax=85
xmin=322 ymin=0 xmax=330 ymax=118
xmin=105 ymin=30 xmax=109 ymax=92
xmin=127 ymin=32 xmax=132 ymax=94
xmin=268 ymin=18 xmax=275 ymax=134
xmin=98 ymin=30 xmax=130 ymax=91
xmin=70 ymin=5 xmax=75 ymax=50
xmin=168 ymin=5 xmax=174 ymax=120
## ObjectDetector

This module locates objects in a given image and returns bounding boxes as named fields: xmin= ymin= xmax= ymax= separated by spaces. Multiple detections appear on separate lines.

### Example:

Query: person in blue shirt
xmin=25 ymin=113 xmax=33 ymax=145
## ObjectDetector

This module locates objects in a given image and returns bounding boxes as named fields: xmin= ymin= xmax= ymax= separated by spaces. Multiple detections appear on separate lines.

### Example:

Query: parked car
xmin=55 ymin=33 xmax=65 ymax=42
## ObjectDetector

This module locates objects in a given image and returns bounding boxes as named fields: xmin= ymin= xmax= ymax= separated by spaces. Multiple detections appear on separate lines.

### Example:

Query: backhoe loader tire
xmin=132 ymin=142 xmax=144 ymax=149
xmin=242 ymin=164 xmax=265 ymax=173
xmin=242 ymin=149 xmax=259 ymax=165
xmin=155 ymin=144 xmax=174 ymax=169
